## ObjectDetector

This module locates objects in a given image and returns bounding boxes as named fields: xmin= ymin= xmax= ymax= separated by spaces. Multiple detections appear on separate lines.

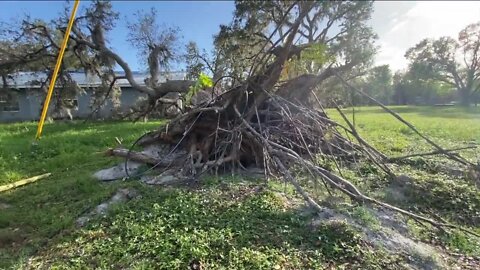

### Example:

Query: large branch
xmin=84 ymin=75 xmax=126 ymax=122
xmin=70 ymin=33 xmax=194 ymax=98
xmin=0 ymin=45 xmax=52 ymax=71
xmin=275 ymin=62 xmax=355 ymax=102
xmin=314 ymin=4 xmax=350 ymax=43
xmin=152 ymin=80 xmax=195 ymax=97
xmin=248 ymin=2 xmax=314 ymax=105
xmin=388 ymin=146 xmax=477 ymax=162
xmin=104 ymin=148 xmax=182 ymax=167
xmin=99 ymin=48 xmax=156 ymax=96
xmin=68 ymin=32 xmax=157 ymax=96
xmin=194 ymin=52 xmax=216 ymax=75
xmin=24 ymin=22 xmax=60 ymax=49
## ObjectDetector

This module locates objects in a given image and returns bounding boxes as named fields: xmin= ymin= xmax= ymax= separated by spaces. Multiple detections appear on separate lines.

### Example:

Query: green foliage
xmin=301 ymin=43 xmax=332 ymax=63
xmin=348 ymin=206 xmax=381 ymax=231
xmin=405 ymin=21 xmax=480 ymax=105
xmin=185 ymin=72 xmax=213 ymax=104
xmin=442 ymin=230 xmax=480 ymax=256
xmin=23 ymin=182 xmax=401 ymax=269
xmin=26 ymin=187 xmax=324 ymax=269
xmin=393 ymin=69 xmax=455 ymax=105
xmin=316 ymin=220 xmax=363 ymax=260
xmin=358 ymin=65 xmax=394 ymax=105
xmin=282 ymin=43 xmax=335 ymax=79
xmin=198 ymin=72 xmax=214 ymax=88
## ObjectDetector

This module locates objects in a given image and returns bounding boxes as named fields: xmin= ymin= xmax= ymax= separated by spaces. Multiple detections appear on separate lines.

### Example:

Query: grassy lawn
xmin=330 ymin=106 xmax=480 ymax=157
xmin=0 ymin=120 xmax=161 ymax=268
xmin=0 ymin=106 xmax=479 ymax=269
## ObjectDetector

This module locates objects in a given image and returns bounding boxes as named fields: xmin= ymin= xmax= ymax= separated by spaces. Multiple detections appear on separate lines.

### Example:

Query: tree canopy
xmin=405 ymin=22 xmax=480 ymax=105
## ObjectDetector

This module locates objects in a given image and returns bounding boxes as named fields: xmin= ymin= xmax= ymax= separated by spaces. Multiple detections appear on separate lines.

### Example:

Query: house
xmin=0 ymin=71 xmax=186 ymax=122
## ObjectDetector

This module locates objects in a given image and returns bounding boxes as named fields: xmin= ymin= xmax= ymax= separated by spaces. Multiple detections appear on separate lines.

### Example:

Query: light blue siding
xmin=0 ymin=87 xmax=148 ymax=122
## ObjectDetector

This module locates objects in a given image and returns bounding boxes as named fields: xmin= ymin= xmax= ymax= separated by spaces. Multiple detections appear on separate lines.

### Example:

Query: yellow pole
xmin=35 ymin=0 xmax=80 ymax=140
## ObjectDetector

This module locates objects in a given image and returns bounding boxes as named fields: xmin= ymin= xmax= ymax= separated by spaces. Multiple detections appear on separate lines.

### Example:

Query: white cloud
xmin=372 ymin=1 xmax=480 ymax=71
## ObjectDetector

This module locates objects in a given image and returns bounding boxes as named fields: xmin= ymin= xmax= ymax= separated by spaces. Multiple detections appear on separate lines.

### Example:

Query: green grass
xmin=329 ymin=106 xmax=480 ymax=156
xmin=0 ymin=120 xmax=162 ymax=268
xmin=0 ymin=121 xmax=161 ymax=185
xmin=1 ymin=106 xmax=480 ymax=269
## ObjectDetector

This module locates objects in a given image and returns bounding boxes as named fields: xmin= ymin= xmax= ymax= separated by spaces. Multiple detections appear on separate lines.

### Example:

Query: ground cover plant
xmin=2 ymin=1 xmax=480 ymax=269
xmin=0 ymin=106 xmax=479 ymax=269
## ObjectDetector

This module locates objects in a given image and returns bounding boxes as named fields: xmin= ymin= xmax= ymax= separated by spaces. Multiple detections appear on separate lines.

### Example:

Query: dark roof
xmin=5 ymin=71 xmax=186 ymax=89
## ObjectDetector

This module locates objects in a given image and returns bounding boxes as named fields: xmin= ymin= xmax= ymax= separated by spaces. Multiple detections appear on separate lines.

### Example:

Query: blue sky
xmin=2 ymin=1 xmax=480 ymax=71
xmin=0 ymin=1 xmax=235 ymax=71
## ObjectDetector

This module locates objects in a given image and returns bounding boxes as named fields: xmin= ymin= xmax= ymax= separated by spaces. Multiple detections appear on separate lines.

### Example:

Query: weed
xmin=349 ymin=206 xmax=382 ymax=231
xmin=442 ymin=230 xmax=480 ymax=256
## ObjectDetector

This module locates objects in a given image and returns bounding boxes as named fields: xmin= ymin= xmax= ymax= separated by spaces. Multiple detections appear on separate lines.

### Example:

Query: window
xmin=1 ymin=93 xmax=20 ymax=112
xmin=3 ymin=103 xmax=20 ymax=112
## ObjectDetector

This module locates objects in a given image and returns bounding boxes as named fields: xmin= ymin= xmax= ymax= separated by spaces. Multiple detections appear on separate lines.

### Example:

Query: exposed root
xmin=100 ymin=85 xmax=478 ymax=238
xmin=95 ymin=41 xmax=479 ymax=245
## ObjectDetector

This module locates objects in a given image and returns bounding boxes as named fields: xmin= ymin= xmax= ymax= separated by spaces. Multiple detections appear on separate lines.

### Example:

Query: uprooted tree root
xmin=97 ymin=4 xmax=478 ymax=239
xmin=101 ymin=71 xmax=479 ymax=240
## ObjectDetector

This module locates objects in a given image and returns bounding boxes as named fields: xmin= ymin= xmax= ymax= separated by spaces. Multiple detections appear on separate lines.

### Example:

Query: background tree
xmin=184 ymin=41 xmax=228 ymax=86
xmin=126 ymin=8 xmax=181 ymax=87
xmin=392 ymin=70 xmax=455 ymax=105
xmin=405 ymin=22 xmax=480 ymax=106
xmin=0 ymin=1 xmax=193 ymax=120
xmin=0 ymin=1 xmax=119 ymax=116
xmin=312 ymin=65 xmax=391 ymax=107
xmin=185 ymin=42 xmax=207 ymax=80
xmin=361 ymin=65 xmax=393 ymax=105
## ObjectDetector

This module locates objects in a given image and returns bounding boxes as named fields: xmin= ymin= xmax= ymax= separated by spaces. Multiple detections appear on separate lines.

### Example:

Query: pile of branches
xmin=104 ymin=56 xmax=479 ymax=240
xmin=82 ymin=1 xmax=479 ymax=238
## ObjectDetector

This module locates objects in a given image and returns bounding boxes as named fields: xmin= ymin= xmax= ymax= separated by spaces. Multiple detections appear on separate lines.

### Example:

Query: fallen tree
xmin=2 ymin=0 xmax=478 ymax=239
xmin=95 ymin=1 xmax=480 ymax=238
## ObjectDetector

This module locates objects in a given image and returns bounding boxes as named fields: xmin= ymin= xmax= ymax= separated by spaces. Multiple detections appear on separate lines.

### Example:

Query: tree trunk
xmin=459 ymin=87 xmax=472 ymax=106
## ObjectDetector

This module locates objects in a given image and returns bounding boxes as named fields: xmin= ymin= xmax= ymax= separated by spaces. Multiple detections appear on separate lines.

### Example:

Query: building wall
xmin=0 ymin=91 xmax=33 ymax=122
xmin=89 ymin=87 xmax=147 ymax=119
xmin=0 ymin=87 xmax=147 ymax=122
